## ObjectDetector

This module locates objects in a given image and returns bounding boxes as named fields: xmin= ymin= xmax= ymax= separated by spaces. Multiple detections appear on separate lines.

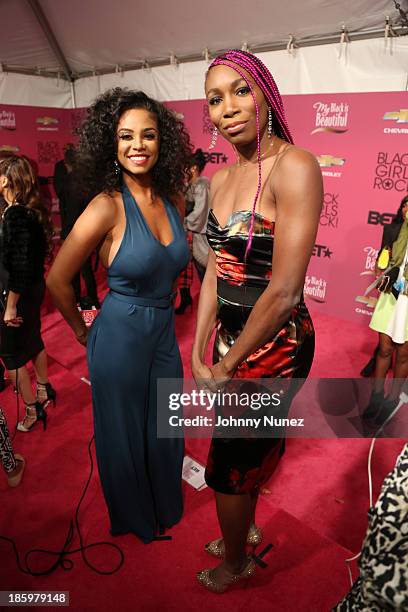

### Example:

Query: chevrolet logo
xmin=36 ymin=116 xmax=59 ymax=125
xmin=0 ymin=145 xmax=19 ymax=152
xmin=316 ymin=155 xmax=345 ymax=168
xmin=383 ymin=110 xmax=408 ymax=124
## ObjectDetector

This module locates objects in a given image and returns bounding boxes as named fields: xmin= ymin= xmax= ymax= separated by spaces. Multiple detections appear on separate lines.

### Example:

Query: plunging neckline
xmin=126 ymin=186 xmax=175 ymax=248
xmin=209 ymin=208 xmax=275 ymax=230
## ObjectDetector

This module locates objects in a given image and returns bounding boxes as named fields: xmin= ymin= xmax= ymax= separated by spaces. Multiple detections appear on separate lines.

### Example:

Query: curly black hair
xmin=77 ymin=88 xmax=193 ymax=199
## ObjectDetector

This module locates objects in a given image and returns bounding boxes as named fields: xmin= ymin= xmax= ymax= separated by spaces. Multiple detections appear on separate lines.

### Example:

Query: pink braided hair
xmin=208 ymin=50 xmax=294 ymax=256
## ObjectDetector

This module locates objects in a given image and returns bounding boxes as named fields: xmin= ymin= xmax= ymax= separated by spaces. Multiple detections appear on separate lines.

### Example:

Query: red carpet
xmin=0 ymin=272 xmax=405 ymax=611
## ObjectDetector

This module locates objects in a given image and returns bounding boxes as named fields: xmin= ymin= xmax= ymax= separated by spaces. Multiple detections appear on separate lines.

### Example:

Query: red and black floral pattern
xmin=205 ymin=209 xmax=315 ymax=494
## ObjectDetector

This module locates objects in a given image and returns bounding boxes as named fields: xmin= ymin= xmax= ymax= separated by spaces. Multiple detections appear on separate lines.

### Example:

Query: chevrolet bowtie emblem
xmin=36 ymin=116 xmax=59 ymax=125
xmin=383 ymin=110 xmax=408 ymax=124
xmin=316 ymin=155 xmax=345 ymax=168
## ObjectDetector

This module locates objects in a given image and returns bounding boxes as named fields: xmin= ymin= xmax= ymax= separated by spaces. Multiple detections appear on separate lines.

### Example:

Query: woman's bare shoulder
xmin=77 ymin=191 xmax=121 ymax=235
xmin=85 ymin=191 xmax=120 ymax=217
xmin=276 ymin=145 xmax=320 ymax=172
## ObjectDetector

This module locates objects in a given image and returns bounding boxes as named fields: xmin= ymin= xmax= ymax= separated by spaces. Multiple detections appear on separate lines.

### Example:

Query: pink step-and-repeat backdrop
xmin=1 ymin=92 xmax=407 ymax=325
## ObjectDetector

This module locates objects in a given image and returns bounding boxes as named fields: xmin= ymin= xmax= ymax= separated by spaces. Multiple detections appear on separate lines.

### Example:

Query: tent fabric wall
xmin=74 ymin=38 xmax=408 ymax=107
xmin=0 ymin=72 xmax=72 ymax=108
xmin=0 ymin=38 xmax=407 ymax=108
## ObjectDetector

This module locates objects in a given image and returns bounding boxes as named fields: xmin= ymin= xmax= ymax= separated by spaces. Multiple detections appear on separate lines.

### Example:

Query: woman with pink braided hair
xmin=191 ymin=50 xmax=323 ymax=592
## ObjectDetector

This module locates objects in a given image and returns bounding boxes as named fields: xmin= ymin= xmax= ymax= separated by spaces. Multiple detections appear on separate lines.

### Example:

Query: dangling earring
xmin=113 ymin=159 xmax=121 ymax=175
xmin=208 ymin=127 xmax=218 ymax=150
xmin=267 ymin=108 xmax=273 ymax=139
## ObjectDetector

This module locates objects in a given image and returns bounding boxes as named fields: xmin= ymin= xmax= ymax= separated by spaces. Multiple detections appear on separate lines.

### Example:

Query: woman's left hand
xmin=4 ymin=306 xmax=23 ymax=327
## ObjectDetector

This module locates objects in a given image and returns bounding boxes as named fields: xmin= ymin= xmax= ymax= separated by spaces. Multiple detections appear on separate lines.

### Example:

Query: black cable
xmin=0 ymin=435 xmax=125 ymax=576
xmin=10 ymin=367 xmax=19 ymax=442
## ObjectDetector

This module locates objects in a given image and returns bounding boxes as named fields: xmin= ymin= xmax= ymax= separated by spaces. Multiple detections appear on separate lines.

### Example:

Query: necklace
xmin=236 ymin=137 xmax=275 ymax=167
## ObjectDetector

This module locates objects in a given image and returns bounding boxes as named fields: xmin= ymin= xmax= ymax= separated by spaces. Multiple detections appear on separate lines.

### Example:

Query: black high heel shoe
xmin=362 ymin=389 xmax=384 ymax=420
xmin=17 ymin=401 xmax=47 ymax=432
xmin=37 ymin=382 xmax=57 ymax=408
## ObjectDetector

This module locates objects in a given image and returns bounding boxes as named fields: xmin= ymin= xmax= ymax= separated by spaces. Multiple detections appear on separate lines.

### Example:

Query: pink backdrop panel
xmin=0 ymin=104 xmax=83 ymax=220
xmin=167 ymin=92 xmax=407 ymax=326
xmin=1 ymin=92 xmax=406 ymax=327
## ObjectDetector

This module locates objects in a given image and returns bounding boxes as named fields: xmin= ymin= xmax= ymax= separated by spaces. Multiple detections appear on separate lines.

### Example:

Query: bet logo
xmin=367 ymin=211 xmax=395 ymax=226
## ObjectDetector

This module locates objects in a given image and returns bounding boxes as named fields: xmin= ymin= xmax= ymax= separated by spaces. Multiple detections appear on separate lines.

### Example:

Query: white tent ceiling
xmin=1 ymin=0 xmax=407 ymax=80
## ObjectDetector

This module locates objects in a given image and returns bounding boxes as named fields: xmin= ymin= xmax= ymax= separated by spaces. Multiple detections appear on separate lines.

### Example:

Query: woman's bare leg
xmin=373 ymin=333 xmax=395 ymax=392
xmin=250 ymin=490 xmax=259 ymax=526
xmin=205 ymin=491 xmax=251 ymax=582
xmin=388 ymin=341 xmax=408 ymax=400
xmin=8 ymin=366 xmax=37 ymax=428
xmin=8 ymin=366 xmax=35 ymax=404
xmin=32 ymin=349 xmax=48 ymax=384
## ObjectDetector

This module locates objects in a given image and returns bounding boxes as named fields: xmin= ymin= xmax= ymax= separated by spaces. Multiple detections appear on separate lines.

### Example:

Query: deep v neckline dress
xmin=87 ymin=184 xmax=190 ymax=542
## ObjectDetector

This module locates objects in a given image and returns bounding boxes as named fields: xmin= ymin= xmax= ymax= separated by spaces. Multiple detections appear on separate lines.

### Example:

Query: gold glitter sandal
xmin=205 ymin=524 xmax=263 ymax=558
xmin=197 ymin=557 xmax=256 ymax=594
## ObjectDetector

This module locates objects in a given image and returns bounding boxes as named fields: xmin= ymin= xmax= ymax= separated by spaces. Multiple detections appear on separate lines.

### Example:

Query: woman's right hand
xmin=192 ymin=359 xmax=213 ymax=388
xmin=4 ymin=305 xmax=23 ymax=327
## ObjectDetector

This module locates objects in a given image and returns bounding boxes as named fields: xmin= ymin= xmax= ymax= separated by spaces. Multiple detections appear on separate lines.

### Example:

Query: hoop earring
xmin=267 ymin=108 xmax=273 ymax=139
xmin=113 ymin=159 xmax=121 ymax=175
xmin=208 ymin=127 xmax=218 ymax=150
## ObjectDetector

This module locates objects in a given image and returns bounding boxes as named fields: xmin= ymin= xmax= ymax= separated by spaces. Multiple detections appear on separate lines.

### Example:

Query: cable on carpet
xmin=344 ymin=394 xmax=406 ymax=587
xmin=10 ymin=367 xmax=20 ymax=442
xmin=0 ymin=435 xmax=125 ymax=576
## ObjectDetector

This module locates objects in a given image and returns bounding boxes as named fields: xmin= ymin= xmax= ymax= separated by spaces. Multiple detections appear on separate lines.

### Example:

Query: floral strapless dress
xmin=205 ymin=209 xmax=315 ymax=494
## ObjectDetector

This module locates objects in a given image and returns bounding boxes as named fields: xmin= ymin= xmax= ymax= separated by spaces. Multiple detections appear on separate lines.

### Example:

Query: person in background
xmin=0 ymin=407 xmax=25 ymax=487
xmin=59 ymin=147 xmax=100 ymax=310
xmin=175 ymin=232 xmax=194 ymax=314
xmin=363 ymin=201 xmax=408 ymax=425
xmin=185 ymin=149 xmax=210 ymax=282
xmin=54 ymin=143 xmax=74 ymax=237
xmin=0 ymin=156 xmax=56 ymax=432
xmin=361 ymin=194 xmax=408 ymax=377
xmin=0 ymin=150 xmax=14 ymax=392
xmin=175 ymin=149 xmax=211 ymax=314
xmin=334 ymin=442 xmax=408 ymax=611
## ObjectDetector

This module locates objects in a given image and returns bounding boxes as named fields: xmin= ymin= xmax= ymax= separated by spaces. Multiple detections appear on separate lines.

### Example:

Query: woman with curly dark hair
xmin=47 ymin=88 xmax=192 ymax=543
xmin=0 ymin=155 xmax=56 ymax=432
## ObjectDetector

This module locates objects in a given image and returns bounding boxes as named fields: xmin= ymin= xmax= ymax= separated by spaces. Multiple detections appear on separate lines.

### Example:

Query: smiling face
xmin=205 ymin=64 xmax=268 ymax=147
xmin=116 ymin=108 xmax=160 ymax=176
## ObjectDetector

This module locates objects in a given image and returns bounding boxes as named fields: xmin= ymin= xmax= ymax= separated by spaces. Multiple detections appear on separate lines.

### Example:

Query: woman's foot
xmin=7 ymin=454 xmax=25 ymax=487
xmin=205 ymin=524 xmax=262 ymax=558
xmin=17 ymin=402 xmax=47 ymax=432
xmin=36 ymin=381 xmax=57 ymax=408
xmin=197 ymin=557 xmax=256 ymax=593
